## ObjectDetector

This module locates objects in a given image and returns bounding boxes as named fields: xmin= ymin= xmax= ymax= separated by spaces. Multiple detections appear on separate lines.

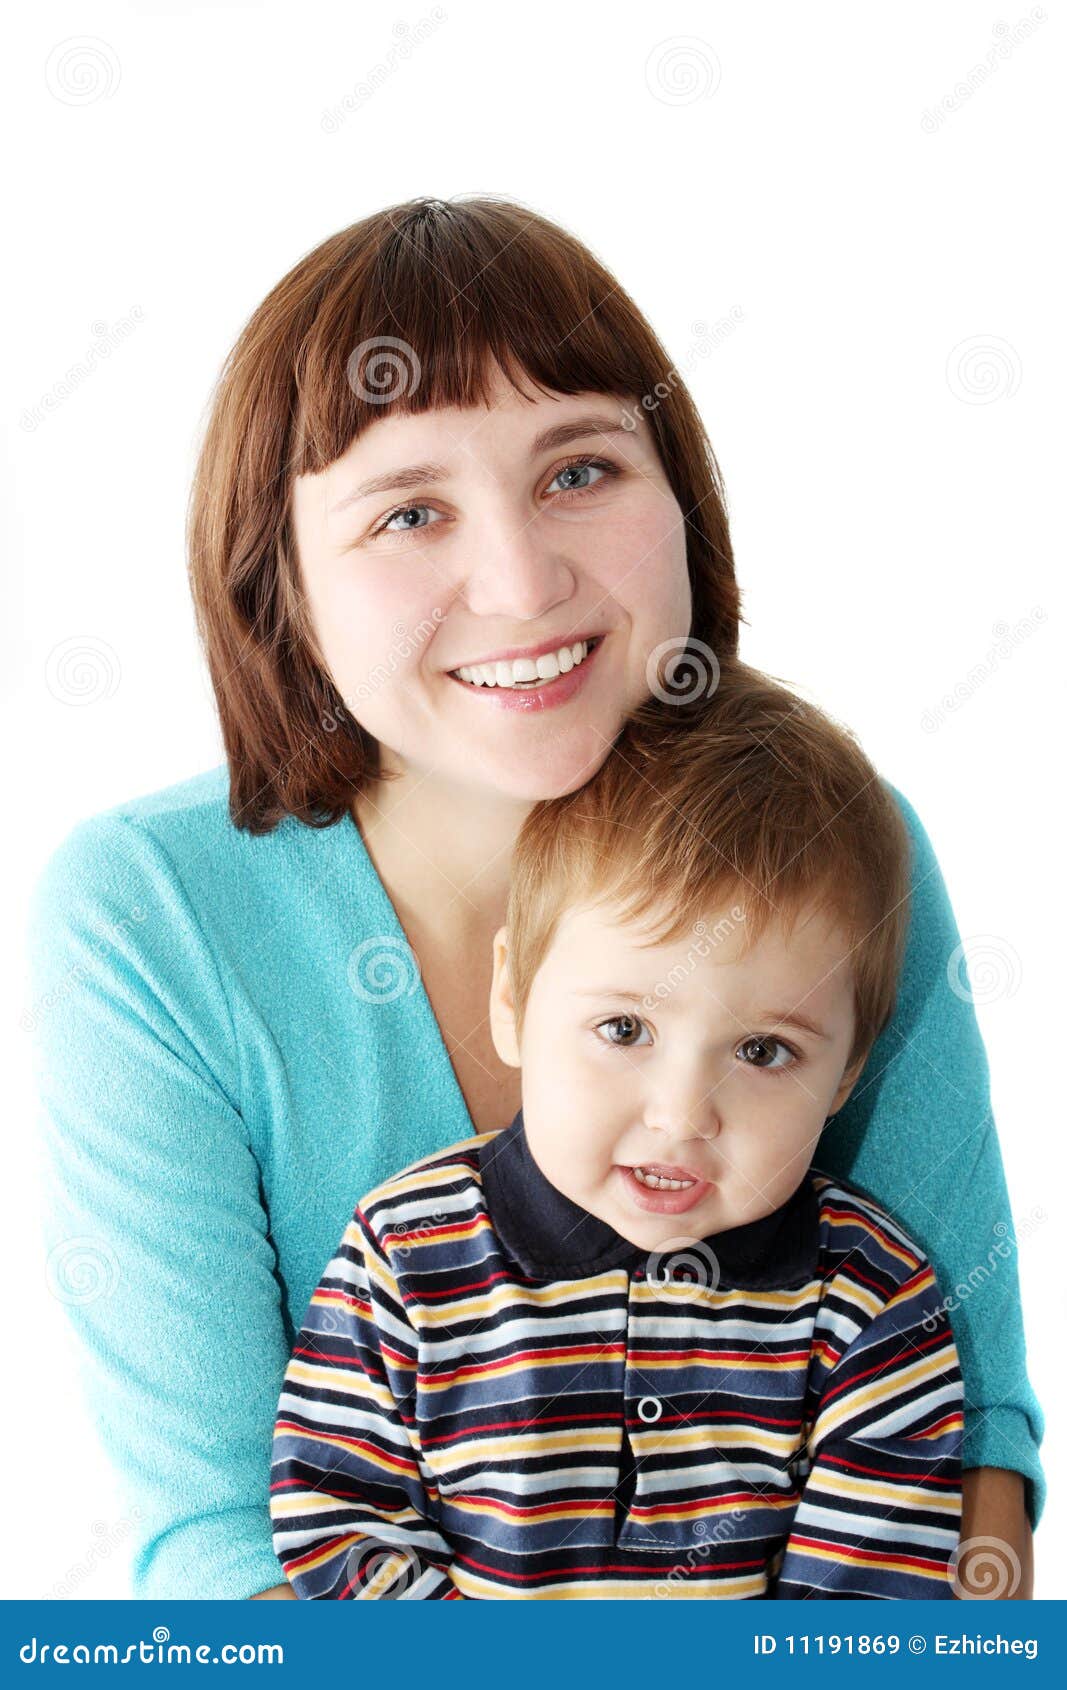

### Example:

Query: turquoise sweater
xmin=25 ymin=766 xmax=1046 ymax=1599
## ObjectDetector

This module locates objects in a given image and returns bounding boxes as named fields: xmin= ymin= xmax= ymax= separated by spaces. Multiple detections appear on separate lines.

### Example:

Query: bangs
xmin=189 ymin=194 xmax=741 ymax=833
xmin=290 ymin=197 xmax=659 ymax=475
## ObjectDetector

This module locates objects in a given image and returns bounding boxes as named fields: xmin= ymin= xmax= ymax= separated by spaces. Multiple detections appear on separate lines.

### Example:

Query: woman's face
xmin=291 ymin=361 xmax=691 ymax=804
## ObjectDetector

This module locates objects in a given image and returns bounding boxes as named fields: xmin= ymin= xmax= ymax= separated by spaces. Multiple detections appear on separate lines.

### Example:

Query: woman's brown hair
xmin=187 ymin=194 xmax=742 ymax=833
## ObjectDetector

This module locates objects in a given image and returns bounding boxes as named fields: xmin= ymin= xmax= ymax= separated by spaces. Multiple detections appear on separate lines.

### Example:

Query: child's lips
xmin=616 ymin=1162 xmax=715 ymax=1215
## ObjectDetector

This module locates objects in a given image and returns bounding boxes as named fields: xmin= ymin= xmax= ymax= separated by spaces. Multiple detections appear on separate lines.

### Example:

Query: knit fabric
xmin=270 ymin=1119 xmax=964 ymax=1599
xmin=24 ymin=764 xmax=1045 ymax=1598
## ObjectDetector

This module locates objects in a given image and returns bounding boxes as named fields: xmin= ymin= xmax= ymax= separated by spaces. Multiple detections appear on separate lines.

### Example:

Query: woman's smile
xmin=445 ymin=632 xmax=607 ymax=712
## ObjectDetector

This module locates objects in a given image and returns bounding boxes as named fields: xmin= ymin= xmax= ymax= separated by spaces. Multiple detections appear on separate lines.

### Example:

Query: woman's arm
xmin=818 ymin=784 xmax=1046 ymax=1553
xmin=960 ymin=1468 xmax=1033 ymax=1599
xmin=26 ymin=815 xmax=292 ymax=1600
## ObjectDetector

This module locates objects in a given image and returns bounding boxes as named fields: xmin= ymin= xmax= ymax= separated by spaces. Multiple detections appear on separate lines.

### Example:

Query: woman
xmin=27 ymin=195 xmax=1043 ymax=1600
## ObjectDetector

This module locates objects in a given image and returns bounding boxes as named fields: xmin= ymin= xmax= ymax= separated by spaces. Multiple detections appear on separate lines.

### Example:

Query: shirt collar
xmin=478 ymin=1108 xmax=821 ymax=1287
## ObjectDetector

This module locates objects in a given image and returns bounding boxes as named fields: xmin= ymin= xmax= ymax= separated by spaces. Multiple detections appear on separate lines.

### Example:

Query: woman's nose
xmin=462 ymin=505 xmax=577 ymax=623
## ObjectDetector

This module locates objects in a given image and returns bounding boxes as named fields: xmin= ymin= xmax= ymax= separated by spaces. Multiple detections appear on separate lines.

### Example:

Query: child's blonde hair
xmin=505 ymin=658 xmax=912 ymax=1076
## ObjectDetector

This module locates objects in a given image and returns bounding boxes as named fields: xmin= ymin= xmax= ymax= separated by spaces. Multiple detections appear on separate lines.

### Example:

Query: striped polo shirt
xmin=271 ymin=1111 xmax=964 ymax=1600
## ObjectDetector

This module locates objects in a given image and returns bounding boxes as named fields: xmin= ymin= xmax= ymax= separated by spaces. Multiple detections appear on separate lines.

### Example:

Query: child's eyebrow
xmin=756 ymin=1009 xmax=829 ymax=1040
xmin=572 ymin=988 xmax=830 ymax=1041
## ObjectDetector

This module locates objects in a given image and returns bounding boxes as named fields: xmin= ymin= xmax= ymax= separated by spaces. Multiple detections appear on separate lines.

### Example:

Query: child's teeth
xmin=632 ymin=1166 xmax=695 ymax=1191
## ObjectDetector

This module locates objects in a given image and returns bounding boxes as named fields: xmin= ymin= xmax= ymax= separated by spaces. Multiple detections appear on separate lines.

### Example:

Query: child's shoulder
xmin=355 ymin=1130 xmax=498 ymax=1233
xmin=807 ymin=1165 xmax=932 ymax=1296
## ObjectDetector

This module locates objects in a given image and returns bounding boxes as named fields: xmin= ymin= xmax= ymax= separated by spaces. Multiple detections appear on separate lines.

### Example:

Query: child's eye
xmin=595 ymin=1014 xmax=651 ymax=1049
xmin=736 ymin=1035 xmax=798 ymax=1072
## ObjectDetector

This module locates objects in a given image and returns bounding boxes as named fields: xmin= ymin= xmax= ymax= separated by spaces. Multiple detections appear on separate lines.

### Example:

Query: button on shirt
xmin=271 ymin=1111 xmax=964 ymax=1599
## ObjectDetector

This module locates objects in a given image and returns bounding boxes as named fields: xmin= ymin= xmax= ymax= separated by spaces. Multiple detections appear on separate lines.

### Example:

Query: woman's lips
xmin=616 ymin=1163 xmax=714 ymax=1215
xmin=445 ymin=634 xmax=605 ymax=713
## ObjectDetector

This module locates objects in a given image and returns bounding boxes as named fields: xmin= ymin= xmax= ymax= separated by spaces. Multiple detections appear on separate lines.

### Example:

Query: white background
xmin=4 ymin=0 xmax=1063 ymax=1599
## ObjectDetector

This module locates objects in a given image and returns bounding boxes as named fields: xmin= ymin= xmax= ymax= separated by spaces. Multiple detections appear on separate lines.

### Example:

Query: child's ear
xmin=828 ymin=1049 xmax=869 ymax=1117
xmin=489 ymin=925 xmax=521 ymax=1068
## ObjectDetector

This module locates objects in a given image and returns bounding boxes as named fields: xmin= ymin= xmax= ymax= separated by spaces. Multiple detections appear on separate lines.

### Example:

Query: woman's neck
xmin=352 ymin=767 xmax=532 ymax=941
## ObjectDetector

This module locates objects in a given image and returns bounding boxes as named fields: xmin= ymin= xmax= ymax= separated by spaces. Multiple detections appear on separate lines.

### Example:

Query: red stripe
xmin=821 ymin=1329 xmax=952 ymax=1405
xmin=627 ymin=1346 xmax=809 ymax=1366
xmin=421 ymin=1410 xmax=618 ymax=1446
xmin=421 ymin=1342 xmax=623 ymax=1385
xmin=788 ymin=1533 xmax=946 ymax=1576
xmin=418 ymin=1268 xmax=516 ymax=1302
xmin=818 ymin=1450 xmax=961 ymax=1489
xmin=456 ymin=1550 xmax=765 ymax=1584
xmin=821 ymin=1203 xmax=921 ymax=1269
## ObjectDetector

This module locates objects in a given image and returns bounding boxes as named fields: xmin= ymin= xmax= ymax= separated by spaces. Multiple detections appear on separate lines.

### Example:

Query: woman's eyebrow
xmin=330 ymin=414 xmax=632 ymax=514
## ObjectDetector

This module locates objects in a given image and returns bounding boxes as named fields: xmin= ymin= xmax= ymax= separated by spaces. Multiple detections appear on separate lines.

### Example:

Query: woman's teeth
xmin=631 ymin=1166 xmax=696 ymax=1192
xmin=452 ymin=639 xmax=594 ymax=689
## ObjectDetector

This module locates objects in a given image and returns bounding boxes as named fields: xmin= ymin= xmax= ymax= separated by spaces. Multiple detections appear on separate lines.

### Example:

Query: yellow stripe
xmin=281 ymin=1427 xmax=418 ymax=1481
xmin=805 ymin=1467 xmax=961 ymax=1514
xmin=814 ymin=1347 xmax=959 ymax=1444
xmin=418 ymin=1274 xmax=625 ymax=1326
xmin=428 ymin=1428 xmax=619 ymax=1464
xmin=630 ymin=1423 xmax=798 ymax=1457
xmin=357 ymin=1134 xmax=496 ymax=1209
xmin=419 ymin=1348 xmax=620 ymax=1392
xmin=450 ymin=1567 xmax=768 ymax=1599
xmin=444 ymin=1495 xmax=615 ymax=1523
xmin=792 ymin=1539 xmax=949 ymax=1582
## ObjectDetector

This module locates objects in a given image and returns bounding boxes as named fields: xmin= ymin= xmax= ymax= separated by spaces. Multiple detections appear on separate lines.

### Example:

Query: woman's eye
xmin=736 ymin=1035 xmax=797 ymax=1071
xmin=374 ymin=503 xmax=444 ymax=536
xmin=596 ymin=1014 xmax=651 ymax=1049
xmin=546 ymin=457 xmax=618 ymax=498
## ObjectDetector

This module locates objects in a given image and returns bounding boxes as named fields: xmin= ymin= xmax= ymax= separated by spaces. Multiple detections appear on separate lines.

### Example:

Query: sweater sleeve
xmin=771 ymin=1261 xmax=963 ymax=1599
xmin=25 ymin=815 xmax=290 ymax=1599
xmin=270 ymin=1209 xmax=464 ymax=1598
xmin=818 ymin=783 xmax=1045 ymax=1528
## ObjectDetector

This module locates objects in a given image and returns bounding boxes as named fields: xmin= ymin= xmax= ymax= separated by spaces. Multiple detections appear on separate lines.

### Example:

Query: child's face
xmin=490 ymin=898 xmax=867 ymax=1254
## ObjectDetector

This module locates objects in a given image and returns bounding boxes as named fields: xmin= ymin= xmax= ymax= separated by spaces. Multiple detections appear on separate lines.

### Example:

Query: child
xmin=270 ymin=659 xmax=964 ymax=1600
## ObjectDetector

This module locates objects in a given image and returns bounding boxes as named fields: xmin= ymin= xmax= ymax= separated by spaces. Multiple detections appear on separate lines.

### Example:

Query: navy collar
xmin=478 ymin=1109 xmax=821 ymax=1288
